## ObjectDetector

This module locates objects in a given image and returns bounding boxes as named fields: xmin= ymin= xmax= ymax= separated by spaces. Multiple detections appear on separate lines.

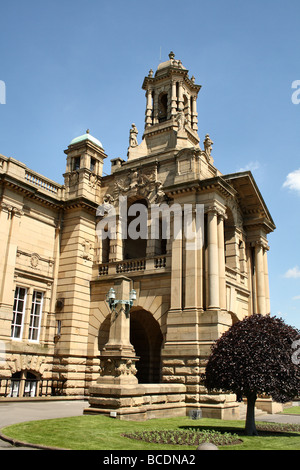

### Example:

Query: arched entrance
xmin=130 ymin=308 xmax=163 ymax=384
xmin=97 ymin=307 xmax=163 ymax=384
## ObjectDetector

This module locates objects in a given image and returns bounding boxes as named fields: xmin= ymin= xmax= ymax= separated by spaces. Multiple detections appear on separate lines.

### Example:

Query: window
xmin=158 ymin=93 xmax=168 ymax=122
xmin=9 ymin=371 xmax=39 ymax=397
xmin=90 ymin=158 xmax=96 ymax=172
xmin=28 ymin=290 xmax=43 ymax=341
xmin=10 ymin=372 xmax=22 ymax=397
xmin=24 ymin=372 xmax=38 ymax=397
xmin=11 ymin=287 xmax=27 ymax=339
xmin=72 ymin=156 xmax=81 ymax=171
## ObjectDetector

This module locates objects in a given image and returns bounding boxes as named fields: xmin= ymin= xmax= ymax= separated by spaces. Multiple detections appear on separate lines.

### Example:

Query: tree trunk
xmin=245 ymin=392 xmax=258 ymax=436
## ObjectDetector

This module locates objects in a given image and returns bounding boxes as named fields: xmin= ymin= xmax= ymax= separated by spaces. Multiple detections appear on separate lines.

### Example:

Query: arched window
xmin=9 ymin=371 xmax=39 ymax=397
xmin=158 ymin=93 xmax=168 ymax=122
xmin=123 ymin=199 xmax=148 ymax=260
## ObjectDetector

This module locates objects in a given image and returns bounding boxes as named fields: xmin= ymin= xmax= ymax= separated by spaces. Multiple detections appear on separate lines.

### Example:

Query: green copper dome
xmin=69 ymin=129 xmax=103 ymax=149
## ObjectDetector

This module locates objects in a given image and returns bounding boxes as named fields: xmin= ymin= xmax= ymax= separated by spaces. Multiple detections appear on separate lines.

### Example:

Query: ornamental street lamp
xmin=106 ymin=287 xmax=136 ymax=316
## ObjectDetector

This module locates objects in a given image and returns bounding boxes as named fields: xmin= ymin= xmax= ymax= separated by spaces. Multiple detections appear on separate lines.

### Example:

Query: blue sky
xmin=1 ymin=0 xmax=300 ymax=329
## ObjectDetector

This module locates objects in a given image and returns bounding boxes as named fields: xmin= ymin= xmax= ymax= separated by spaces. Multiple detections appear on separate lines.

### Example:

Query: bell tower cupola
xmin=143 ymin=51 xmax=201 ymax=131
xmin=127 ymin=52 xmax=202 ymax=160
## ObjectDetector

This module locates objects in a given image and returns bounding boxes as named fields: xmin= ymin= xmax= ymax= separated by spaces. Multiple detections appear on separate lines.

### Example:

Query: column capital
xmin=206 ymin=203 xmax=226 ymax=218
xmin=0 ymin=202 xmax=24 ymax=218
xmin=251 ymin=238 xmax=269 ymax=250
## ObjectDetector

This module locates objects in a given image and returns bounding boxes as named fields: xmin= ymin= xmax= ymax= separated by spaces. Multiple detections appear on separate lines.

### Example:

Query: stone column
xmin=217 ymin=213 xmax=226 ymax=310
xmin=0 ymin=204 xmax=23 ymax=335
xmin=109 ymin=213 xmax=124 ymax=262
xmin=171 ymin=80 xmax=177 ymax=117
xmin=207 ymin=206 xmax=220 ymax=310
xmin=145 ymin=89 xmax=153 ymax=127
xmin=191 ymin=95 xmax=198 ymax=131
xmin=177 ymin=81 xmax=184 ymax=112
xmin=263 ymin=245 xmax=270 ymax=314
xmin=184 ymin=205 xmax=198 ymax=309
xmin=170 ymin=210 xmax=183 ymax=311
xmin=255 ymin=240 xmax=266 ymax=315
xmin=186 ymin=96 xmax=191 ymax=128
xmin=153 ymin=91 xmax=159 ymax=124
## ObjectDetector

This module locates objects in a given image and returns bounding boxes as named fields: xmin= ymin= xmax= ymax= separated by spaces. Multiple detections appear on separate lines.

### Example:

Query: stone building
xmin=0 ymin=53 xmax=275 ymax=419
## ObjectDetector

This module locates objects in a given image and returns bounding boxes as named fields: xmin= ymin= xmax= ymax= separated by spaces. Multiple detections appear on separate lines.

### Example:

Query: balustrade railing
xmin=116 ymin=258 xmax=146 ymax=273
xmin=25 ymin=169 xmax=63 ymax=196
xmin=98 ymin=255 xmax=169 ymax=276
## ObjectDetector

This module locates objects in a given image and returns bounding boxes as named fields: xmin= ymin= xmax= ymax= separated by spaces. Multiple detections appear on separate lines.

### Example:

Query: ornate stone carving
xmin=89 ymin=173 xmax=100 ymax=189
xmin=116 ymin=359 xmax=137 ymax=377
xmin=81 ymin=240 xmax=92 ymax=260
xmin=30 ymin=253 xmax=40 ymax=268
xmin=175 ymin=111 xmax=187 ymax=131
xmin=203 ymin=134 xmax=213 ymax=160
xmin=113 ymin=167 xmax=165 ymax=204
xmin=100 ymin=357 xmax=137 ymax=378
xmin=129 ymin=123 xmax=138 ymax=148
xmin=0 ymin=202 xmax=23 ymax=218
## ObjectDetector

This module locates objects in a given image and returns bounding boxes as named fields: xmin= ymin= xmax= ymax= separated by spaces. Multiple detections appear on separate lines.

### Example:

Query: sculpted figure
xmin=204 ymin=134 xmax=213 ymax=157
xmin=129 ymin=123 xmax=138 ymax=147
xmin=175 ymin=111 xmax=187 ymax=131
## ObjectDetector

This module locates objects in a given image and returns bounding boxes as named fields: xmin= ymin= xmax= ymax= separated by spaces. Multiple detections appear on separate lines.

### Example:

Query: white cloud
xmin=284 ymin=266 xmax=300 ymax=278
xmin=238 ymin=161 xmax=260 ymax=173
xmin=283 ymin=168 xmax=300 ymax=193
xmin=292 ymin=295 xmax=300 ymax=300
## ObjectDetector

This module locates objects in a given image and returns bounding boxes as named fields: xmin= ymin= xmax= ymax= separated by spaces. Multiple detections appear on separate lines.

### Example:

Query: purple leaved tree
xmin=204 ymin=314 xmax=300 ymax=435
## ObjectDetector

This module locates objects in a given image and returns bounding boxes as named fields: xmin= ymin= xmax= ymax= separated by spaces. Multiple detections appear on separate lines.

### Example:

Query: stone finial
xmin=169 ymin=51 xmax=175 ymax=60
xmin=148 ymin=69 xmax=153 ymax=78
xmin=86 ymin=129 xmax=90 ymax=134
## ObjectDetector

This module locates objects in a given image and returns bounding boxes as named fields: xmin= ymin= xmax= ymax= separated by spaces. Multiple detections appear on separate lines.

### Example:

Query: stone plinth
xmin=84 ymin=383 xmax=187 ymax=421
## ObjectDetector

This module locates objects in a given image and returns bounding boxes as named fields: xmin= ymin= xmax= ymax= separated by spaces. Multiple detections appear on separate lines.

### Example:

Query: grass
xmin=281 ymin=406 xmax=300 ymax=415
xmin=2 ymin=415 xmax=300 ymax=451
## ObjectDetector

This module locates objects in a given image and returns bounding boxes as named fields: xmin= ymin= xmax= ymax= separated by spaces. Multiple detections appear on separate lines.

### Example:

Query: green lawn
xmin=2 ymin=415 xmax=300 ymax=451
xmin=281 ymin=406 xmax=300 ymax=415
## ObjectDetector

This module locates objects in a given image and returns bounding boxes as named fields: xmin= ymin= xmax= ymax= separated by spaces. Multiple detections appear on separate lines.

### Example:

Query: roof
xmin=223 ymin=171 xmax=276 ymax=232
xmin=69 ymin=130 xmax=103 ymax=149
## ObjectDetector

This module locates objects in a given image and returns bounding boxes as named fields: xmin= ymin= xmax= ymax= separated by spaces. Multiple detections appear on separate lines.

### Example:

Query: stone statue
xmin=175 ymin=111 xmax=187 ymax=131
xmin=204 ymin=134 xmax=213 ymax=157
xmin=129 ymin=123 xmax=138 ymax=148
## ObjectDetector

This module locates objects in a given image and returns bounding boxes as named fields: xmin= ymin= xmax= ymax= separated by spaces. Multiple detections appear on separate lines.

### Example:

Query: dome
xmin=156 ymin=51 xmax=186 ymax=74
xmin=69 ymin=130 xmax=103 ymax=149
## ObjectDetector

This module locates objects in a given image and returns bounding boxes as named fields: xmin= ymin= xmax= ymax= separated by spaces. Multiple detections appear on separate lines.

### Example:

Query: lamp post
xmin=106 ymin=287 xmax=136 ymax=316
xmin=99 ymin=276 xmax=138 ymax=385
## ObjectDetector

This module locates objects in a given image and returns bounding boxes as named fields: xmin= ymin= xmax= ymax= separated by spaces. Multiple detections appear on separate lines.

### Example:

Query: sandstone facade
xmin=0 ymin=53 xmax=275 ymax=419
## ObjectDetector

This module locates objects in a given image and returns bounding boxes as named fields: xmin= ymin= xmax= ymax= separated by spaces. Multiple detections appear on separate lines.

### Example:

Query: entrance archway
xmin=130 ymin=308 xmax=163 ymax=384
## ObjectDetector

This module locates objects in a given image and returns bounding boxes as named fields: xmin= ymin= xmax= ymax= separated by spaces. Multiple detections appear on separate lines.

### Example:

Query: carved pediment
xmin=112 ymin=166 xmax=166 ymax=204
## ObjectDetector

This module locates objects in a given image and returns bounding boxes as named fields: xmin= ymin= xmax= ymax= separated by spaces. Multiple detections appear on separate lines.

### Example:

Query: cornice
xmin=0 ymin=174 xmax=64 ymax=209
xmin=164 ymin=176 xmax=237 ymax=199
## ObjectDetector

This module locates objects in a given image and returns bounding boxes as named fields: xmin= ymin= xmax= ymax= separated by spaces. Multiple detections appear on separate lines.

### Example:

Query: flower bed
xmin=122 ymin=428 xmax=242 ymax=446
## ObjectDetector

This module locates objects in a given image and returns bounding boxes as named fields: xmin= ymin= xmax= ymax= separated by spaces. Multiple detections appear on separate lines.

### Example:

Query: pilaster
xmin=207 ymin=205 xmax=220 ymax=310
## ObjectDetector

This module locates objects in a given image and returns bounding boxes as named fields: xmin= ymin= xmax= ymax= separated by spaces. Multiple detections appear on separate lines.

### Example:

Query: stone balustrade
xmin=98 ymin=255 xmax=170 ymax=277
xmin=25 ymin=169 xmax=62 ymax=195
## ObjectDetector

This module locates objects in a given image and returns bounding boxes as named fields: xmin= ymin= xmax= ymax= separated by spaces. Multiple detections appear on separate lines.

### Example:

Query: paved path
xmin=0 ymin=400 xmax=299 ymax=450
xmin=0 ymin=400 xmax=87 ymax=450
